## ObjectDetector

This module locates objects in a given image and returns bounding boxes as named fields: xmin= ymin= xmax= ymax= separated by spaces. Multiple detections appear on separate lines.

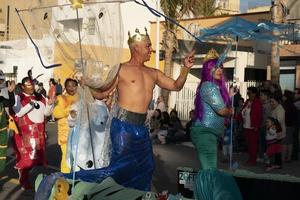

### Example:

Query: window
xmin=244 ymin=68 xmax=267 ymax=81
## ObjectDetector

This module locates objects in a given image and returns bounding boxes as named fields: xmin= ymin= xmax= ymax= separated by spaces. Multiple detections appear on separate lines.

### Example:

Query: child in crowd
xmin=265 ymin=117 xmax=283 ymax=171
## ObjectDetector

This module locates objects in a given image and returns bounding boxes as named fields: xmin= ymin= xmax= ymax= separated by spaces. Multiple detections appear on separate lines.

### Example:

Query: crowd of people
xmin=149 ymin=95 xmax=193 ymax=145
xmin=231 ymin=81 xmax=300 ymax=172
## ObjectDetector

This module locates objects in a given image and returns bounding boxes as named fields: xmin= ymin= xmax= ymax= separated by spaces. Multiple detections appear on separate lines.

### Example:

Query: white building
xmin=215 ymin=0 xmax=240 ymax=14
xmin=0 ymin=0 xmax=157 ymax=91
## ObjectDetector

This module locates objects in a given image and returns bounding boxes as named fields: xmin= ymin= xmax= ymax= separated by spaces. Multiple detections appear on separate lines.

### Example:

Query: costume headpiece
xmin=203 ymin=48 xmax=219 ymax=62
xmin=128 ymin=28 xmax=151 ymax=45
xmin=69 ymin=0 xmax=83 ymax=9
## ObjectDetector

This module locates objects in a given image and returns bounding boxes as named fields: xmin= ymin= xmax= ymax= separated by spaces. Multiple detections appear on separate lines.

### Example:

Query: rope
xmin=15 ymin=8 xmax=61 ymax=69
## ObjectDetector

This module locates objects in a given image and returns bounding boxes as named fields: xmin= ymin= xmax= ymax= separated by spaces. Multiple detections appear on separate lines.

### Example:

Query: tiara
xmin=128 ymin=28 xmax=151 ymax=45
xmin=203 ymin=48 xmax=219 ymax=62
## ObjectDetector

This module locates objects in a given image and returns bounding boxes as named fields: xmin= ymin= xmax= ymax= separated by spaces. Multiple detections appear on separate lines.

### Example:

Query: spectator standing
xmin=0 ymin=73 xmax=16 ymax=172
xmin=282 ymin=90 xmax=297 ymax=162
xmin=48 ymin=78 xmax=56 ymax=101
xmin=240 ymin=87 xmax=263 ymax=166
xmin=258 ymin=89 xmax=272 ymax=162
xmin=56 ymin=78 xmax=63 ymax=96
xmin=48 ymin=78 xmax=57 ymax=122
xmin=292 ymin=88 xmax=300 ymax=160
xmin=37 ymin=82 xmax=47 ymax=97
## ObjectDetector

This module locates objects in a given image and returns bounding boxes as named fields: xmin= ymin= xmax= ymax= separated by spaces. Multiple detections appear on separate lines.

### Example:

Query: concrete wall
xmin=0 ymin=38 xmax=54 ymax=91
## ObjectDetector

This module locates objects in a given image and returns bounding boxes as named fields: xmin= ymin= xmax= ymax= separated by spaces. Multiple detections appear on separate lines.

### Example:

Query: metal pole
xmin=76 ymin=8 xmax=84 ymax=69
xmin=229 ymin=36 xmax=238 ymax=170
xmin=75 ymin=8 xmax=96 ymax=168
xmin=71 ymin=8 xmax=97 ymax=192
xmin=154 ymin=0 xmax=161 ymax=101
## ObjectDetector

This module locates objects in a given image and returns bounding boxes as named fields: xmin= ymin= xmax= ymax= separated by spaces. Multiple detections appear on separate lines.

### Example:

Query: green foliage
xmin=160 ymin=0 xmax=217 ymax=24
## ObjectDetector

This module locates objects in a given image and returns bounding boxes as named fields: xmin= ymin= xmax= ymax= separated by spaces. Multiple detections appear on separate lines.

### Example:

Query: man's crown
xmin=128 ymin=28 xmax=151 ymax=45
xmin=203 ymin=48 xmax=219 ymax=62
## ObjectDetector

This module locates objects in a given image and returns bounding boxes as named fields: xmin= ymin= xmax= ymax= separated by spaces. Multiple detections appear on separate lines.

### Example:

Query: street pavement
xmin=1 ymin=122 xmax=300 ymax=199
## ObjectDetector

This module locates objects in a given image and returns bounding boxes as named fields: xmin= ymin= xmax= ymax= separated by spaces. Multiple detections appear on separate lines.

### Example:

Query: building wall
xmin=0 ymin=1 xmax=157 ymax=89
xmin=215 ymin=0 xmax=240 ymax=15
xmin=0 ymin=0 xmax=57 ymax=41
xmin=287 ymin=0 xmax=300 ymax=21
xmin=248 ymin=6 xmax=270 ymax=13
xmin=0 ymin=39 xmax=54 ymax=91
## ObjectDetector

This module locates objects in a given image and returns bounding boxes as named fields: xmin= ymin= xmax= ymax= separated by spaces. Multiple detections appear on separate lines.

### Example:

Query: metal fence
xmin=174 ymin=80 xmax=262 ymax=121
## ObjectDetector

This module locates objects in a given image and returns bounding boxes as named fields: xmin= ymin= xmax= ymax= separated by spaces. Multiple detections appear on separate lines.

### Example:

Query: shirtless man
xmin=70 ymin=28 xmax=195 ymax=191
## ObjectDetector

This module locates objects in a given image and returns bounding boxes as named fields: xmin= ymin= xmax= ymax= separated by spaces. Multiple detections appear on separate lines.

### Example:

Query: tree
xmin=271 ymin=0 xmax=284 ymax=84
xmin=160 ymin=0 xmax=217 ymax=108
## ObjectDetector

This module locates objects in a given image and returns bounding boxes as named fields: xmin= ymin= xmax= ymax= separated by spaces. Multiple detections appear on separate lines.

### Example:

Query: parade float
xmin=15 ymin=0 xmax=300 ymax=199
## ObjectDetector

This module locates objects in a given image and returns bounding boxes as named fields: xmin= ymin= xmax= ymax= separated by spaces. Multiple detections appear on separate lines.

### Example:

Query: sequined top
xmin=194 ymin=82 xmax=226 ymax=135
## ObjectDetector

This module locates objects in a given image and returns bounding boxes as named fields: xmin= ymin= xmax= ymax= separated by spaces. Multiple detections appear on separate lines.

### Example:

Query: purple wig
xmin=194 ymin=58 xmax=231 ymax=121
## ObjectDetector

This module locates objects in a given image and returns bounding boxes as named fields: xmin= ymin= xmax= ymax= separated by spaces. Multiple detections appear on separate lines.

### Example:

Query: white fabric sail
xmin=16 ymin=0 xmax=126 ymax=171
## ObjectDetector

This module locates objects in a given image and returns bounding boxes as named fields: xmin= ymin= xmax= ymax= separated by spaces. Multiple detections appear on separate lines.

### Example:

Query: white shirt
xmin=242 ymin=102 xmax=252 ymax=129
xmin=266 ymin=127 xmax=277 ymax=141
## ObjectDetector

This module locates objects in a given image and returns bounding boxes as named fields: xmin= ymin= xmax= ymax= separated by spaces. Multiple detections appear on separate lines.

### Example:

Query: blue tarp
xmin=197 ymin=17 xmax=290 ymax=42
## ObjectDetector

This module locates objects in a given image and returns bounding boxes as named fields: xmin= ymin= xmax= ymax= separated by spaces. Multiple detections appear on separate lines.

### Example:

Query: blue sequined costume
xmin=64 ymin=106 xmax=155 ymax=191
xmin=194 ymin=81 xmax=225 ymax=135
xmin=191 ymin=81 xmax=225 ymax=170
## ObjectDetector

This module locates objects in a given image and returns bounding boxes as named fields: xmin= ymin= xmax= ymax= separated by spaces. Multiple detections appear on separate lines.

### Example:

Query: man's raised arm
xmin=156 ymin=50 xmax=195 ymax=91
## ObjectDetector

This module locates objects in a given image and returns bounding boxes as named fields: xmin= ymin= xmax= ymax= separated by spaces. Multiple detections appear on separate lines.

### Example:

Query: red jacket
xmin=239 ymin=97 xmax=263 ymax=129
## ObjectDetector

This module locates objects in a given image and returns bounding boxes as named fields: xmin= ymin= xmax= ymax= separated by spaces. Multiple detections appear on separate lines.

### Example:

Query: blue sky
xmin=240 ymin=0 xmax=271 ymax=13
